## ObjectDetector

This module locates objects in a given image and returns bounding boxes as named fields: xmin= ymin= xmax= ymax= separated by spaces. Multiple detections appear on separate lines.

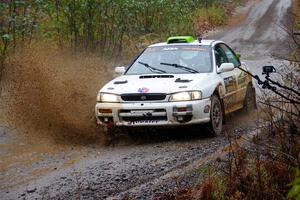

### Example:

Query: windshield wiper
xmin=138 ymin=61 xmax=166 ymax=74
xmin=160 ymin=62 xmax=199 ymax=74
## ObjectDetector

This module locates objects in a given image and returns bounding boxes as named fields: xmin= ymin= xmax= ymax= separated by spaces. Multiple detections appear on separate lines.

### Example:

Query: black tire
xmin=243 ymin=84 xmax=257 ymax=113
xmin=208 ymin=94 xmax=223 ymax=136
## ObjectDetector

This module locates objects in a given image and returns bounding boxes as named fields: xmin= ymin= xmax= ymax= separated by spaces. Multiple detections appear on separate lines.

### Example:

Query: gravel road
xmin=4 ymin=124 xmax=256 ymax=200
xmin=1 ymin=0 xmax=293 ymax=199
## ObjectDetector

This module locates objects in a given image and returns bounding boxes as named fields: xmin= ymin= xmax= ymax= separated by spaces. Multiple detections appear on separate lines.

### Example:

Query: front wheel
xmin=208 ymin=95 xmax=223 ymax=136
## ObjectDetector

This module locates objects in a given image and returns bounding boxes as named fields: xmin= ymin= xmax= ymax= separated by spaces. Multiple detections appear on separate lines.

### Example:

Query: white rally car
xmin=95 ymin=36 xmax=256 ymax=136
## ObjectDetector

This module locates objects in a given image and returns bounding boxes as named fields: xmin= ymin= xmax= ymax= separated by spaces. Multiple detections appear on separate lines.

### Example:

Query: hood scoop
xmin=139 ymin=75 xmax=174 ymax=79
xmin=175 ymin=78 xmax=193 ymax=83
xmin=114 ymin=80 xmax=128 ymax=84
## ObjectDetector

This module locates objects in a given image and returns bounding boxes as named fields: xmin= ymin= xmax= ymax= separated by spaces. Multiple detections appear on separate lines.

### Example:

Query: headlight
xmin=169 ymin=91 xmax=202 ymax=102
xmin=97 ymin=93 xmax=119 ymax=103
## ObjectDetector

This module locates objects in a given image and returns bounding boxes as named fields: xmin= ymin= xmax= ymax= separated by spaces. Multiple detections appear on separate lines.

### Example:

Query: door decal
xmin=237 ymin=71 xmax=246 ymax=86
xmin=224 ymin=76 xmax=237 ymax=93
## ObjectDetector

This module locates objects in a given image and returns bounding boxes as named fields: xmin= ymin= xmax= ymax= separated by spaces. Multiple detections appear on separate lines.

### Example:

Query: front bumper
xmin=95 ymin=98 xmax=211 ymax=127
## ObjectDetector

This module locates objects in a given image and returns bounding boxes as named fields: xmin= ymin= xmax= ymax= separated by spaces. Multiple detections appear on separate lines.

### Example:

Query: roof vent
xmin=167 ymin=36 xmax=194 ymax=44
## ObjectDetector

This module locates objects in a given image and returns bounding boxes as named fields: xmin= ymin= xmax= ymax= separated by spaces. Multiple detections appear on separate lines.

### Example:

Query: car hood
xmin=100 ymin=73 xmax=214 ymax=95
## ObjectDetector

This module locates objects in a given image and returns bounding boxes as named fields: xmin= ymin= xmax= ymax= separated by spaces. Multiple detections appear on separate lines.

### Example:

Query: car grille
xmin=121 ymin=93 xmax=166 ymax=101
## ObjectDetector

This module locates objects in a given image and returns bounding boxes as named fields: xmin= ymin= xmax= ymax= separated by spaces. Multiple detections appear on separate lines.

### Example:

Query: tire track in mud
xmin=217 ymin=0 xmax=292 ymax=57
xmin=5 ymin=126 xmax=254 ymax=200
xmin=111 ymin=129 xmax=259 ymax=200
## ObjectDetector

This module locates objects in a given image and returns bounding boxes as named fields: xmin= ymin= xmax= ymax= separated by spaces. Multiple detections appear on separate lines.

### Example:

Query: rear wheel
xmin=208 ymin=95 xmax=223 ymax=136
xmin=243 ymin=84 xmax=257 ymax=113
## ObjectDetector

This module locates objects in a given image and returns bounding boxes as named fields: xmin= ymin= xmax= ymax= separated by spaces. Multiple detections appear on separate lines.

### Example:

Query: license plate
xmin=129 ymin=120 xmax=159 ymax=125
xmin=131 ymin=110 xmax=153 ymax=114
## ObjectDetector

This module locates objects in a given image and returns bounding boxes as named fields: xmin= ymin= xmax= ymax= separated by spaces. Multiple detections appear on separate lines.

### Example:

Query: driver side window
xmin=214 ymin=45 xmax=228 ymax=67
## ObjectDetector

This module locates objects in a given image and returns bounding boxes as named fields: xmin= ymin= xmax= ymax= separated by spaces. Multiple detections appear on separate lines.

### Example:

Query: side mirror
xmin=217 ymin=63 xmax=235 ymax=73
xmin=115 ymin=66 xmax=126 ymax=74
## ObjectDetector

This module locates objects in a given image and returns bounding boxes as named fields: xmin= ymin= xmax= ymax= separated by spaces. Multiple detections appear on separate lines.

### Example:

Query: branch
xmin=258 ymin=100 xmax=299 ymax=117
xmin=266 ymin=77 xmax=300 ymax=97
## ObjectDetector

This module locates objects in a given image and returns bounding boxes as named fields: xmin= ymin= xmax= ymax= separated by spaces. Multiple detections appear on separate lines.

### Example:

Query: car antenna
xmin=196 ymin=34 xmax=202 ymax=43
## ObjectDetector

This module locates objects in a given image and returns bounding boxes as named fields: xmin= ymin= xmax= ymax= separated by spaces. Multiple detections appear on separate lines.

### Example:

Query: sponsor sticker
xmin=181 ymin=47 xmax=207 ymax=51
xmin=138 ymin=87 xmax=150 ymax=93
xmin=162 ymin=47 xmax=178 ymax=51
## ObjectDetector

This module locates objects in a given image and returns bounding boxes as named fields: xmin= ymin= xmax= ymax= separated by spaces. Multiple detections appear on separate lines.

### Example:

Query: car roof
xmin=148 ymin=39 xmax=223 ymax=47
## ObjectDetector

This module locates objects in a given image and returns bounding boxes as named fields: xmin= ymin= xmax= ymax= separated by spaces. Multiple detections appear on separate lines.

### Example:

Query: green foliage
xmin=195 ymin=5 xmax=227 ymax=27
xmin=1 ymin=34 xmax=12 ymax=43
xmin=231 ymin=0 xmax=243 ymax=7
xmin=295 ymin=20 xmax=300 ymax=31
xmin=0 ymin=0 xmax=234 ymax=58
xmin=288 ymin=168 xmax=300 ymax=200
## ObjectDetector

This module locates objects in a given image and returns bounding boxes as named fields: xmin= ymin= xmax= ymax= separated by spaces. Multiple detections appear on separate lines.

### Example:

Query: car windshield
xmin=125 ymin=45 xmax=212 ymax=75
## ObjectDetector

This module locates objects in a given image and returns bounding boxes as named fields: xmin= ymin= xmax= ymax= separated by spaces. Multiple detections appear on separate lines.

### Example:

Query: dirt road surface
xmin=1 ymin=0 xmax=293 ymax=199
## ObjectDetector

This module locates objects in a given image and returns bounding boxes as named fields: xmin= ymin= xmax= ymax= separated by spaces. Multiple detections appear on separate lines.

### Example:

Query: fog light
xmin=204 ymin=105 xmax=210 ymax=113
xmin=99 ymin=109 xmax=112 ymax=114
xmin=178 ymin=116 xmax=184 ymax=121
xmin=98 ymin=116 xmax=113 ymax=124
xmin=176 ymin=115 xmax=192 ymax=123
xmin=173 ymin=104 xmax=193 ymax=113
